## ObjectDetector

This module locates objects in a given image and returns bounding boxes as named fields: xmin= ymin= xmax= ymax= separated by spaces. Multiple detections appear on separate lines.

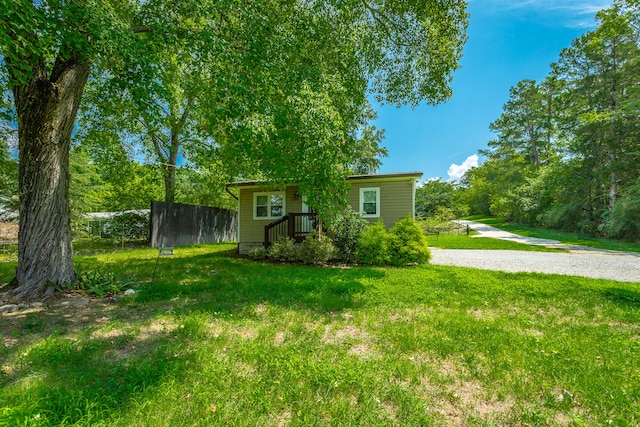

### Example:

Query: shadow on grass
xmin=2 ymin=246 xmax=384 ymax=358
xmin=3 ymin=330 xmax=193 ymax=425
xmin=603 ymin=287 xmax=640 ymax=308
xmin=94 ymin=247 xmax=384 ymax=314
xmin=1 ymin=245 xmax=386 ymax=425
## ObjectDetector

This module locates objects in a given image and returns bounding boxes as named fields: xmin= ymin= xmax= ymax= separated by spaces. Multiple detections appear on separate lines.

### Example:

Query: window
xmin=254 ymin=192 xmax=285 ymax=220
xmin=359 ymin=187 xmax=380 ymax=218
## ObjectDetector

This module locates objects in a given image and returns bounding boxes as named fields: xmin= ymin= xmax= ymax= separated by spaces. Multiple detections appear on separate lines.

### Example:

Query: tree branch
xmin=176 ymin=95 xmax=195 ymax=131
xmin=137 ymin=117 xmax=169 ymax=160
xmin=153 ymin=99 xmax=171 ymax=118
xmin=129 ymin=25 xmax=151 ymax=33
xmin=360 ymin=0 xmax=413 ymax=48
xmin=151 ymin=132 xmax=169 ymax=161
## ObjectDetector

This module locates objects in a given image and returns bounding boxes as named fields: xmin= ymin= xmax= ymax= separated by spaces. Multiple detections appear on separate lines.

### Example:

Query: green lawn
xmin=425 ymin=232 xmax=566 ymax=252
xmin=467 ymin=216 xmax=640 ymax=253
xmin=1 ymin=244 xmax=639 ymax=426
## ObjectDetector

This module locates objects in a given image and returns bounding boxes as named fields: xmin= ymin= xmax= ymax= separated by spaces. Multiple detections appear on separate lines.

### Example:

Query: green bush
xmin=354 ymin=221 xmax=392 ymax=266
xmin=298 ymin=232 xmax=335 ymax=265
xmin=388 ymin=216 xmax=431 ymax=266
xmin=111 ymin=212 xmax=150 ymax=240
xmin=248 ymin=247 xmax=269 ymax=260
xmin=329 ymin=208 xmax=368 ymax=262
xmin=354 ymin=218 xmax=431 ymax=267
xmin=538 ymin=203 xmax=584 ymax=231
xmin=604 ymin=179 xmax=640 ymax=239
xmin=267 ymin=237 xmax=299 ymax=262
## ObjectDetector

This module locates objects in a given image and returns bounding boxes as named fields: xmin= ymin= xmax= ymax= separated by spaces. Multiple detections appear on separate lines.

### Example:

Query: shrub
xmin=267 ymin=237 xmax=298 ymax=262
xmin=111 ymin=212 xmax=150 ymax=241
xmin=299 ymin=232 xmax=335 ymax=264
xmin=538 ymin=203 xmax=583 ymax=231
xmin=248 ymin=247 xmax=269 ymax=260
xmin=354 ymin=221 xmax=392 ymax=266
xmin=604 ymin=179 xmax=640 ymax=239
xmin=388 ymin=216 xmax=431 ymax=266
xmin=354 ymin=218 xmax=431 ymax=267
xmin=329 ymin=208 xmax=368 ymax=262
xmin=418 ymin=206 xmax=458 ymax=234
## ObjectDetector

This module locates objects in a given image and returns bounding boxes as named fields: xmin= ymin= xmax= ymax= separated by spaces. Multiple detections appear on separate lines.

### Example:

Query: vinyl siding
xmin=235 ymin=176 xmax=418 ymax=253
xmin=347 ymin=179 xmax=415 ymax=228
xmin=238 ymin=185 xmax=301 ymax=247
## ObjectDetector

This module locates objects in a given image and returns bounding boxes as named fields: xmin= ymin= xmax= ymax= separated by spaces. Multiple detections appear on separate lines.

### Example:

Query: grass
xmin=467 ymin=216 xmax=640 ymax=253
xmin=425 ymin=232 xmax=566 ymax=252
xmin=1 ymin=243 xmax=639 ymax=426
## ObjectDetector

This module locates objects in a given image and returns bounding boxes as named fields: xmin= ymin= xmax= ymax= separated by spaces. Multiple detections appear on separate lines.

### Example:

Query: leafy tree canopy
xmin=0 ymin=0 xmax=468 ymax=298
xmin=76 ymin=0 xmax=469 ymax=215
xmin=463 ymin=0 xmax=640 ymax=238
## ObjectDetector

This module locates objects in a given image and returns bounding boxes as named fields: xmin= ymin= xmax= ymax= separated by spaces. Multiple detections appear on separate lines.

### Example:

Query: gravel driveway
xmin=430 ymin=221 xmax=640 ymax=283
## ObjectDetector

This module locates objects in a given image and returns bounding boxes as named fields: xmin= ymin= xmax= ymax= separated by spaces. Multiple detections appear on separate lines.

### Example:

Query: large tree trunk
xmin=8 ymin=58 xmax=90 ymax=301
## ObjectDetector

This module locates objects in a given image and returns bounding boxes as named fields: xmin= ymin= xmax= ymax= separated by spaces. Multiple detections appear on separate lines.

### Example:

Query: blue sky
xmin=374 ymin=0 xmax=613 ymax=182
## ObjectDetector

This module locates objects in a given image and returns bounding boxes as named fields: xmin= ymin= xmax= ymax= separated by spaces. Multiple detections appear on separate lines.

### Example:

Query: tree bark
xmin=162 ymin=131 xmax=180 ymax=204
xmin=8 ymin=58 xmax=90 ymax=301
xmin=163 ymin=162 xmax=177 ymax=203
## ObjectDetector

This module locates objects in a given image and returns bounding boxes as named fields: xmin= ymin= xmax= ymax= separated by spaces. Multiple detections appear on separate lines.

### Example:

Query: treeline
xmin=462 ymin=0 xmax=640 ymax=239
xmin=0 ymin=143 xmax=235 ymax=216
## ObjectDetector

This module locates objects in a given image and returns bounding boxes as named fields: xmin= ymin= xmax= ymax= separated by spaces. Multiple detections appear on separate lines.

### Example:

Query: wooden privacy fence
xmin=150 ymin=201 xmax=237 ymax=248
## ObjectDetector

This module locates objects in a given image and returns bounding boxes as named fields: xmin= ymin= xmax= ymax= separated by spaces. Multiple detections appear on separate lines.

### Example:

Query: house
xmin=228 ymin=171 xmax=423 ymax=254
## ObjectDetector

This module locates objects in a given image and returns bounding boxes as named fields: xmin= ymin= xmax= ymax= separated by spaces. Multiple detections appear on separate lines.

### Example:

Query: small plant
xmin=267 ymin=237 xmax=299 ymax=262
xmin=354 ymin=221 xmax=392 ymax=266
xmin=329 ymin=207 xmax=369 ymax=263
xmin=298 ymin=232 xmax=335 ymax=265
xmin=248 ymin=247 xmax=269 ymax=260
xmin=75 ymin=268 xmax=136 ymax=298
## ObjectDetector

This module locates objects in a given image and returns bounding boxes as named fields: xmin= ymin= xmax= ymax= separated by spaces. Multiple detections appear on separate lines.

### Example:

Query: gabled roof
xmin=228 ymin=171 xmax=423 ymax=188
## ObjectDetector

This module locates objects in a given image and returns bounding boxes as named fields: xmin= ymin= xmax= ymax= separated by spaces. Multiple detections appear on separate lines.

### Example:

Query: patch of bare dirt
xmin=274 ymin=331 xmax=288 ymax=346
xmin=323 ymin=323 xmax=379 ymax=359
xmin=416 ymin=357 xmax=516 ymax=426
xmin=233 ymin=326 xmax=258 ymax=340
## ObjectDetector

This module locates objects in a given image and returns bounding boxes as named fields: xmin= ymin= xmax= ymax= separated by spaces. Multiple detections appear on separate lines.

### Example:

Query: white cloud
xmin=447 ymin=154 xmax=479 ymax=182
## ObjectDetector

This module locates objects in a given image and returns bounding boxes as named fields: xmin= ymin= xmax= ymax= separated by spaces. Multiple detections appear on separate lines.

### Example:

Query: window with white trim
xmin=359 ymin=187 xmax=380 ymax=218
xmin=254 ymin=192 xmax=285 ymax=220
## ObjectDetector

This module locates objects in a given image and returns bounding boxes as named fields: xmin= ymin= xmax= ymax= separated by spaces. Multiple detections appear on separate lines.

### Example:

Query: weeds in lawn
xmin=74 ymin=268 xmax=138 ymax=298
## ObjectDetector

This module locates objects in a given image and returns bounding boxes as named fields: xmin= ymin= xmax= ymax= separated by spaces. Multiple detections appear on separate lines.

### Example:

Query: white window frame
xmin=359 ymin=187 xmax=380 ymax=218
xmin=253 ymin=191 xmax=286 ymax=220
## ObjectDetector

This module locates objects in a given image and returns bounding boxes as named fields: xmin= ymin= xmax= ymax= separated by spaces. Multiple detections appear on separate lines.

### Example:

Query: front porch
xmin=263 ymin=212 xmax=318 ymax=248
